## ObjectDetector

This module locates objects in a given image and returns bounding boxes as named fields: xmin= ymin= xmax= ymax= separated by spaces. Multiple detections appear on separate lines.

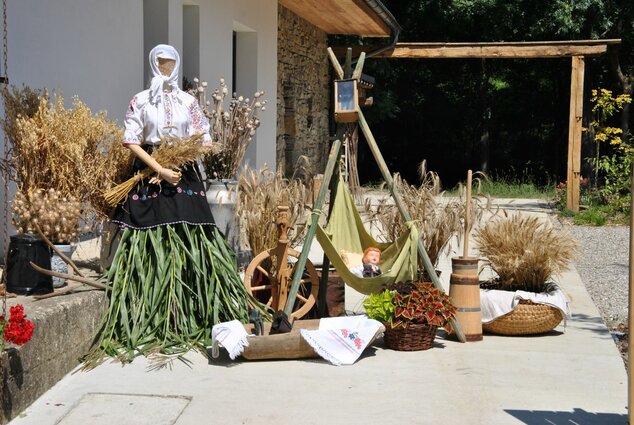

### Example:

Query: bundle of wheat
xmin=475 ymin=213 xmax=580 ymax=293
xmin=236 ymin=166 xmax=311 ymax=258
xmin=104 ymin=134 xmax=205 ymax=207
xmin=366 ymin=162 xmax=486 ymax=267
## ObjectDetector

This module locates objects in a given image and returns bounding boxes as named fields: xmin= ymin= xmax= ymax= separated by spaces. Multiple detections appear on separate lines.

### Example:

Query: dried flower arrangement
xmin=475 ymin=213 xmax=580 ymax=293
xmin=188 ymin=78 xmax=266 ymax=180
xmin=12 ymin=190 xmax=82 ymax=244
xmin=1 ymin=87 xmax=127 ymax=242
xmin=236 ymin=166 xmax=311 ymax=257
xmin=366 ymin=162 xmax=486 ymax=268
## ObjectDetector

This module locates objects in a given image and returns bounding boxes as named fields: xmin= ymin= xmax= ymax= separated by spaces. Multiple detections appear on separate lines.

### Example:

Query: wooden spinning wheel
xmin=243 ymin=197 xmax=318 ymax=320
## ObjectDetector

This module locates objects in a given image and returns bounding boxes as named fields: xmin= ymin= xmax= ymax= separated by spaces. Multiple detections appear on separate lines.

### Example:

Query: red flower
xmin=3 ymin=304 xmax=34 ymax=346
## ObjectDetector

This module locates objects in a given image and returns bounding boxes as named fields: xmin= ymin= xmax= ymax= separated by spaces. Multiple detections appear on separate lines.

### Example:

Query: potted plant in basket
xmin=475 ymin=213 xmax=580 ymax=335
xmin=364 ymin=280 xmax=457 ymax=351
xmin=187 ymin=78 xmax=267 ymax=251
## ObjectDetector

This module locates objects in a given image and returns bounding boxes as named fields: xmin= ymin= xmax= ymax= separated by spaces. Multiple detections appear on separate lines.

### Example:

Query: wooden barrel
xmin=449 ymin=257 xmax=482 ymax=341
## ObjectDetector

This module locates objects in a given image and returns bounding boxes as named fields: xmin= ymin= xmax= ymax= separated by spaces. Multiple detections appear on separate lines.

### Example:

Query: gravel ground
xmin=563 ymin=224 xmax=630 ymax=328
xmin=561 ymin=221 xmax=630 ymax=363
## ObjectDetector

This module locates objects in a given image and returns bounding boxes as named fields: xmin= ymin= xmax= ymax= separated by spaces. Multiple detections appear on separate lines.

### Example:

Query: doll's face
xmin=364 ymin=250 xmax=381 ymax=265
xmin=158 ymin=58 xmax=176 ymax=76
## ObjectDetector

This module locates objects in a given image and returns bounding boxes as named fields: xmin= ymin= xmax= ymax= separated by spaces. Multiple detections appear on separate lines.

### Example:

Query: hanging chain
xmin=0 ymin=0 xmax=8 ymax=422
xmin=1 ymin=0 xmax=9 ymax=319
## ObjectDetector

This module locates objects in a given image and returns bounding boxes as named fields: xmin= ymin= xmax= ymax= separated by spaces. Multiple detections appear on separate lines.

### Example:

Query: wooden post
xmin=463 ymin=170 xmax=472 ymax=259
xmin=566 ymin=55 xmax=585 ymax=213
xmin=327 ymin=47 xmax=344 ymax=79
xmin=344 ymin=48 xmax=353 ymax=79
xmin=357 ymin=110 xmax=466 ymax=343
xmin=285 ymin=138 xmax=343 ymax=317
xmin=627 ymin=164 xmax=634 ymax=424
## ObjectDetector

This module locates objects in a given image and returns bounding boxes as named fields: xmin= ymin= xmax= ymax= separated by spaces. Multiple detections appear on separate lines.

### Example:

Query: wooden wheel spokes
xmin=244 ymin=248 xmax=319 ymax=320
xmin=250 ymin=284 xmax=273 ymax=291
xmin=256 ymin=265 xmax=270 ymax=279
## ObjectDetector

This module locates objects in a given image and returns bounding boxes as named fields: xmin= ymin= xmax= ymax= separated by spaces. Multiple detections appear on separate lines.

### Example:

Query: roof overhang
xmin=279 ymin=0 xmax=392 ymax=37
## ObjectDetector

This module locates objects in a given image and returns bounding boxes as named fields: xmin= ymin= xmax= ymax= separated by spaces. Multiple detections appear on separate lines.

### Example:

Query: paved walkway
xmin=9 ymin=199 xmax=628 ymax=425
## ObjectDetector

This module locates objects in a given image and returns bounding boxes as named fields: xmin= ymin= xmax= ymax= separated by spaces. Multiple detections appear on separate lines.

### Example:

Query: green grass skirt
xmin=84 ymin=223 xmax=254 ymax=366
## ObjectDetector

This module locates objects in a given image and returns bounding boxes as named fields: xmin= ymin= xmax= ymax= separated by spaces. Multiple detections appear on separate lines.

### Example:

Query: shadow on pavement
xmin=504 ymin=407 xmax=626 ymax=425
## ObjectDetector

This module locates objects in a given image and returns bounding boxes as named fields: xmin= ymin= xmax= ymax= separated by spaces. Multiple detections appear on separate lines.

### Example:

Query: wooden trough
xmin=240 ymin=319 xmax=385 ymax=361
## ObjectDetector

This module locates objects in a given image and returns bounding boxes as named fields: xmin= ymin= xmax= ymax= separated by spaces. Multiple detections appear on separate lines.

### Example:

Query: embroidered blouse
xmin=123 ymin=89 xmax=212 ymax=146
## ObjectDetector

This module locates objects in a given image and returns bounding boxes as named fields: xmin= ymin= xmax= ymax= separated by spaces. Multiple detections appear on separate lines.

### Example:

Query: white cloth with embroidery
xmin=211 ymin=320 xmax=249 ymax=360
xmin=300 ymin=316 xmax=383 ymax=366
xmin=480 ymin=287 xmax=571 ymax=324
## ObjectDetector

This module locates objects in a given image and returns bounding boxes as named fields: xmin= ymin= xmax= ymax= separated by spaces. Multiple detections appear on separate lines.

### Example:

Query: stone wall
xmin=1 ymin=291 xmax=106 ymax=422
xmin=277 ymin=6 xmax=330 ymax=177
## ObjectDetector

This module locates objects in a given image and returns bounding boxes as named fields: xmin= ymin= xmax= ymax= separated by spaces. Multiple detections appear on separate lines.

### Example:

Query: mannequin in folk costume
xmin=85 ymin=45 xmax=255 ymax=365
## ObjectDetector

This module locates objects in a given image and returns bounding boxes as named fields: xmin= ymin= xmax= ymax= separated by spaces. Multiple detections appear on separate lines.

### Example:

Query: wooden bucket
xmin=449 ymin=257 xmax=482 ymax=341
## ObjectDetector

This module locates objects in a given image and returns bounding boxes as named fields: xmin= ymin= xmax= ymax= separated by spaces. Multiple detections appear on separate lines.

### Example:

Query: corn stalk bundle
xmin=104 ymin=134 xmax=205 ymax=207
xmin=82 ymin=224 xmax=267 ymax=368
xmin=475 ymin=213 xmax=580 ymax=293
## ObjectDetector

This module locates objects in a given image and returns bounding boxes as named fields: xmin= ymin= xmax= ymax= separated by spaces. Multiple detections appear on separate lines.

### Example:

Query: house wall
xmin=0 ymin=0 xmax=144 ymax=256
xmin=0 ymin=0 xmax=278 ymax=255
xmin=277 ymin=6 xmax=330 ymax=177
xmin=194 ymin=0 xmax=277 ymax=171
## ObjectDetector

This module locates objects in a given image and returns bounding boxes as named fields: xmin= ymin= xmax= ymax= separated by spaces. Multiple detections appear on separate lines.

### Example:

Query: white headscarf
xmin=148 ymin=44 xmax=181 ymax=104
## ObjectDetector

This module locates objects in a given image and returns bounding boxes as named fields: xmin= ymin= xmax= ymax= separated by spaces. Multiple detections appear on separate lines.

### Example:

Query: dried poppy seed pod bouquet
xmin=12 ymin=189 xmax=86 ymax=244
xmin=188 ymin=78 xmax=267 ymax=180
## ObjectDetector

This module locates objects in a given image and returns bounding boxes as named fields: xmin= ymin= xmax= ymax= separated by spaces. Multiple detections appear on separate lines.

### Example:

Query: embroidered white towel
xmin=480 ymin=287 xmax=571 ymax=324
xmin=211 ymin=320 xmax=249 ymax=360
xmin=300 ymin=316 xmax=383 ymax=366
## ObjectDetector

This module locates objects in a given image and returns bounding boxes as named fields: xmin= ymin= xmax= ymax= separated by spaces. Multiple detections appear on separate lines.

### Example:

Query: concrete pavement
xmin=8 ymin=199 xmax=628 ymax=424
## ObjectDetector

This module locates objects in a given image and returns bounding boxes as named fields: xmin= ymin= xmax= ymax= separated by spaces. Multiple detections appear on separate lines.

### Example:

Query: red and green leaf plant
xmin=364 ymin=280 xmax=457 ymax=331
xmin=390 ymin=281 xmax=457 ymax=330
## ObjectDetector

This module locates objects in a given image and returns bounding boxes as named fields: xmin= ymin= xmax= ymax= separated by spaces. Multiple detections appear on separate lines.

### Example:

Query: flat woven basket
xmin=383 ymin=323 xmax=437 ymax=351
xmin=483 ymin=300 xmax=564 ymax=336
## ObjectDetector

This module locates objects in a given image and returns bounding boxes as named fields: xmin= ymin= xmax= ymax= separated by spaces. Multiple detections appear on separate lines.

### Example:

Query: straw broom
xmin=104 ymin=134 xmax=206 ymax=207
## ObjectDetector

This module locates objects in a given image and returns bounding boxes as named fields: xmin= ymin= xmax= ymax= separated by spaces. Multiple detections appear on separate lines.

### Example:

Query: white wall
xmin=198 ymin=0 xmax=278 ymax=171
xmin=9 ymin=0 xmax=144 ymax=117
xmin=0 ymin=0 xmax=144 ymax=255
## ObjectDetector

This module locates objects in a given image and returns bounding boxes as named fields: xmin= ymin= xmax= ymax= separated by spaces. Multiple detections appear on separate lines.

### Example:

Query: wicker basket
xmin=483 ymin=300 xmax=564 ymax=336
xmin=383 ymin=323 xmax=438 ymax=351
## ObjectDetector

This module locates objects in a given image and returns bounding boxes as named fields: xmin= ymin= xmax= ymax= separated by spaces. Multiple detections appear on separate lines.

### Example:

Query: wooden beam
xmin=628 ymin=162 xmax=634 ymax=424
xmin=332 ymin=39 xmax=621 ymax=59
xmin=327 ymin=47 xmax=344 ymax=80
xmin=566 ymin=56 xmax=585 ymax=213
xmin=284 ymin=137 xmax=343 ymax=317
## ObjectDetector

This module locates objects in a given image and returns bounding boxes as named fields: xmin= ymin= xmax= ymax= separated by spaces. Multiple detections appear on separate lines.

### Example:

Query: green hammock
xmin=315 ymin=180 xmax=419 ymax=295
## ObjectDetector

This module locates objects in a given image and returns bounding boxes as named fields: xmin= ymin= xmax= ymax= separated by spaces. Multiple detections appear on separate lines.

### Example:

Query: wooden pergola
xmin=337 ymin=39 xmax=622 ymax=212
